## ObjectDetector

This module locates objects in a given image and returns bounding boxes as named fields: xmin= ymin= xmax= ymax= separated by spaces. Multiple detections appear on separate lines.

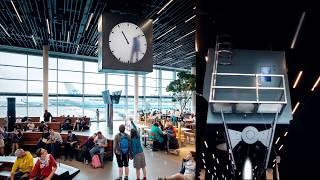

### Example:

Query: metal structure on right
xmin=203 ymin=35 xmax=292 ymax=178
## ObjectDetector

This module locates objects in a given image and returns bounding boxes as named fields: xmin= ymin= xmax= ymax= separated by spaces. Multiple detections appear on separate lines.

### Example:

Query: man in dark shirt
xmin=63 ymin=130 xmax=78 ymax=161
xmin=43 ymin=109 xmax=53 ymax=122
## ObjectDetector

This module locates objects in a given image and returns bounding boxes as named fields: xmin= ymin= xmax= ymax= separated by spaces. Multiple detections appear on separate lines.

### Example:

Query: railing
xmin=209 ymin=73 xmax=287 ymax=104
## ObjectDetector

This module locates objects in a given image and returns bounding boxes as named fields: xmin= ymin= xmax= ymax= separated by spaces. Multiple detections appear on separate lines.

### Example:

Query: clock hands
xmin=121 ymin=31 xmax=130 ymax=45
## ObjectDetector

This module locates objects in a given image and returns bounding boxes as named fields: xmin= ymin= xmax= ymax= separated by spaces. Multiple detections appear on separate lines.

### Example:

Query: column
xmin=43 ymin=44 xmax=49 ymax=113
xmin=158 ymin=69 xmax=162 ymax=110
xmin=125 ymin=74 xmax=129 ymax=118
xmin=134 ymin=73 xmax=139 ymax=120
xmin=191 ymin=65 xmax=196 ymax=114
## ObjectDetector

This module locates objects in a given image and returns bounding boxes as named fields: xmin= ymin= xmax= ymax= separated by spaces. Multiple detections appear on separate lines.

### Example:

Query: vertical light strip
xmin=67 ymin=31 xmax=70 ymax=43
xmin=75 ymin=45 xmax=80 ymax=54
xmin=31 ymin=35 xmax=37 ymax=46
xmin=291 ymin=12 xmax=306 ymax=49
xmin=202 ymin=153 xmax=205 ymax=157
xmin=311 ymin=76 xmax=320 ymax=91
xmin=212 ymin=153 xmax=215 ymax=159
xmin=204 ymin=141 xmax=208 ymax=148
xmin=293 ymin=71 xmax=303 ymax=88
xmin=11 ymin=0 xmax=22 ymax=22
xmin=275 ymin=137 xmax=280 ymax=144
xmin=157 ymin=0 xmax=174 ymax=15
xmin=292 ymin=102 xmax=300 ymax=114
xmin=279 ymin=144 xmax=284 ymax=151
xmin=46 ymin=19 xmax=51 ymax=34
xmin=284 ymin=132 xmax=288 ymax=136
xmin=85 ymin=13 xmax=94 ymax=31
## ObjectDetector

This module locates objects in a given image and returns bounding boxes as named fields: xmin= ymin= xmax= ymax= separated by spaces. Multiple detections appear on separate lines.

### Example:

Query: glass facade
xmin=0 ymin=51 xmax=188 ymax=120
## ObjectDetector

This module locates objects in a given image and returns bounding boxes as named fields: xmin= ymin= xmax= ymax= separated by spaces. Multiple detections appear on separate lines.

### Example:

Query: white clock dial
xmin=109 ymin=22 xmax=147 ymax=63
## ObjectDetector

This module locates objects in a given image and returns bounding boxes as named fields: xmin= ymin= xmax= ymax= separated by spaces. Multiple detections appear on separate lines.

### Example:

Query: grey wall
xmin=203 ymin=49 xmax=293 ymax=124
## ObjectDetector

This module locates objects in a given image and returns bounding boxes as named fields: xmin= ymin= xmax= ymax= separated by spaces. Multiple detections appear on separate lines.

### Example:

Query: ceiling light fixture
xmin=212 ymin=153 xmax=215 ymax=159
xmin=204 ymin=141 xmax=208 ymax=148
xmin=291 ymin=12 xmax=306 ymax=49
xmin=67 ymin=31 xmax=70 ymax=43
xmin=273 ymin=164 xmax=275 ymax=168
xmin=293 ymin=71 xmax=303 ymax=88
xmin=31 ymin=35 xmax=37 ymax=46
xmin=95 ymin=48 xmax=98 ymax=55
xmin=202 ymin=153 xmax=205 ymax=157
xmin=185 ymin=51 xmax=195 ymax=56
xmin=311 ymin=76 xmax=320 ymax=91
xmin=11 ymin=0 xmax=22 ymax=22
xmin=95 ymin=40 xmax=99 ymax=46
xmin=275 ymin=137 xmax=280 ymax=144
xmin=85 ymin=13 xmax=94 ymax=31
xmin=292 ymin=102 xmax=300 ymax=114
xmin=153 ymin=18 xmax=159 ymax=24
xmin=46 ymin=19 xmax=51 ymax=34
xmin=0 ymin=23 xmax=10 ymax=37
xmin=279 ymin=144 xmax=283 ymax=151
xmin=205 ymin=56 xmax=208 ymax=62
xmin=202 ymin=159 xmax=205 ymax=164
xmin=226 ymin=165 xmax=228 ymax=170
xmin=216 ymin=158 xmax=219 ymax=164
xmin=284 ymin=132 xmax=288 ymax=136
xmin=273 ymin=159 xmax=276 ymax=163
xmin=186 ymin=54 xmax=195 ymax=59
xmin=166 ymin=45 xmax=182 ymax=53
xmin=156 ymin=26 xmax=176 ymax=40
xmin=204 ymin=165 xmax=206 ymax=169
xmin=157 ymin=0 xmax=174 ymax=15
xmin=208 ymin=170 xmax=210 ymax=173
xmin=193 ymin=6 xmax=196 ymax=10
xmin=174 ymin=30 xmax=196 ymax=42
xmin=185 ymin=15 xmax=196 ymax=23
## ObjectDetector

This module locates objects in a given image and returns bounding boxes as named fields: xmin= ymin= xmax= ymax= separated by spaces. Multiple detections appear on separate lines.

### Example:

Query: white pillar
xmin=134 ymin=74 xmax=139 ymax=120
xmin=191 ymin=65 xmax=196 ymax=114
xmin=125 ymin=74 xmax=129 ymax=118
xmin=43 ymin=45 xmax=49 ymax=113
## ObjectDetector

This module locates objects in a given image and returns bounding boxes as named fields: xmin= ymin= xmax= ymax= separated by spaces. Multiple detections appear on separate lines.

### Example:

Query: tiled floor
xmin=59 ymin=121 xmax=195 ymax=179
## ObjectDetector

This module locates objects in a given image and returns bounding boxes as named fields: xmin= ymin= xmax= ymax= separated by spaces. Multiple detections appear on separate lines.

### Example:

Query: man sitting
xmin=48 ymin=129 xmax=63 ymax=158
xmin=89 ymin=131 xmax=108 ymax=167
xmin=63 ymin=130 xmax=78 ymax=161
xmin=10 ymin=149 xmax=33 ymax=180
xmin=150 ymin=122 xmax=166 ymax=150
xmin=38 ymin=121 xmax=48 ymax=132
xmin=26 ymin=119 xmax=35 ymax=131
xmin=62 ymin=115 xmax=72 ymax=130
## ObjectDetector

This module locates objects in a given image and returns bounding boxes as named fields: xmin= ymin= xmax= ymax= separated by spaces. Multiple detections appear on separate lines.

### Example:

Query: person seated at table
xmin=62 ymin=115 xmax=72 ymax=130
xmin=38 ymin=121 xmax=48 ymax=132
xmin=90 ymin=131 xmax=108 ymax=167
xmin=11 ymin=130 xmax=23 ymax=156
xmin=79 ymin=117 xmax=89 ymax=131
xmin=63 ymin=130 xmax=78 ymax=161
xmin=166 ymin=123 xmax=179 ymax=152
xmin=81 ymin=134 xmax=96 ymax=164
xmin=36 ymin=128 xmax=50 ymax=150
xmin=150 ymin=122 xmax=166 ymax=151
xmin=158 ymin=151 xmax=196 ymax=180
xmin=158 ymin=120 xmax=164 ymax=131
xmin=10 ymin=148 xmax=33 ymax=180
xmin=26 ymin=119 xmax=35 ymax=131
xmin=48 ymin=129 xmax=63 ymax=158
xmin=30 ymin=148 xmax=57 ymax=180
xmin=72 ymin=118 xmax=82 ymax=131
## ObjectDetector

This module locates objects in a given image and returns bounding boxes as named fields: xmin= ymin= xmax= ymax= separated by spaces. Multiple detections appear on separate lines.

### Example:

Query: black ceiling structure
xmin=196 ymin=1 xmax=319 ymax=180
xmin=0 ymin=0 xmax=195 ymax=69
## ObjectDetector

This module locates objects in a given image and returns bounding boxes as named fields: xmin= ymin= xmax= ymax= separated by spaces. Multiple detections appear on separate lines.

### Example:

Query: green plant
xmin=166 ymin=71 xmax=196 ymax=113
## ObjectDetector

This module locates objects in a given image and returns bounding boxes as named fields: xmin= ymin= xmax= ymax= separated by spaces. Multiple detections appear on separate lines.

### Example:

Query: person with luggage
xmin=89 ymin=131 xmax=108 ymax=168
xmin=114 ymin=124 xmax=131 ymax=180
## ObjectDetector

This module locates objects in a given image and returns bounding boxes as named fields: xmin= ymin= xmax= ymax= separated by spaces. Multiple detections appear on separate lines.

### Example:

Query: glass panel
xmin=145 ymin=77 xmax=158 ymax=87
xmin=108 ymin=85 xmax=125 ymax=94
xmin=0 ymin=66 xmax=27 ymax=80
xmin=28 ymin=68 xmax=43 ymax=81
xmin=58 ymin=59 xmax=83 ymax=71
xmin=28 ymin=55 xmax=43 ymax=68
xmin=27 ymin=96 xmax=43 ymax=117
xmin=0 ymin=52 xmax=27 ymax=66
xmin=28 ymin=81 xmax=43 ymax=93
xmin=0 ymin=79 xmax=27 ymax=93
xmin=48 ymin=97 xmax=58 ymax=117
xmin=146 ymin=69 xmax=158 ymax=79
xmin=162 ymin=70 xmax=174 ymax=80
xmin=49 ymin=70 xmax=57 ymax=82
xmin=83 ymin=97 xmax=105 ymax=120
xmin=84 ymin=61 xmax=98 ymax=73
xmin=49 ymin=57 xmax=57 ymax=69
xmin=58 ymin=71 xmax=83 ymax=83
xmin=0 ymin=96 xmax=27 ymax=117
xmin=162 ymin=88 xmax=171 ymax=96
xmin=57 ymin=82 xmax=83 ymax=94
xmin=84 ymin=73 xmax=105 ymax=84
xmin=146 ymin=87 xmax=159 ymax=96
xmin=57 ymin=97 xmax=83 ymax=116
xmin=49 ymin=82 xmax=57 ymax=94
xmin=108 ymin=74 xmax=125 ymax=86
xmin=162 ymin=79 xmax=173 ymax=89
xmin=84 ymin=84 xmax=105 ymax=95
xmin=127 ymin=75 xmax=143 ymax=86
xmin=127 ymin=86 xmax=144 ymax=96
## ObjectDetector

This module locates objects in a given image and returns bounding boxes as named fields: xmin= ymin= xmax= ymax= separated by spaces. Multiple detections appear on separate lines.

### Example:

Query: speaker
xmin=7 ymin=97 xmax=16 ymax=132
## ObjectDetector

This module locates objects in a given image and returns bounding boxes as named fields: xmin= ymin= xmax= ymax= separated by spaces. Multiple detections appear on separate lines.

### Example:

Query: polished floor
xmin=59 ymin=121 xmax=195 ymax=179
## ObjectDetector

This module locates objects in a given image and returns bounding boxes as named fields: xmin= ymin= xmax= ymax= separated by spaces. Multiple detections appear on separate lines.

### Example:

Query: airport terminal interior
xmin=1 ymin=0 xmax=319 ymax=180
xmin=0 ymin=0 xmax=196 ymax=179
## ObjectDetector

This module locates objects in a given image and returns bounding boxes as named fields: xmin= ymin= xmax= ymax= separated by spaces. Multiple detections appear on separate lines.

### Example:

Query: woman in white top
xmin=158 ymin=152 xmax=196 ymax=180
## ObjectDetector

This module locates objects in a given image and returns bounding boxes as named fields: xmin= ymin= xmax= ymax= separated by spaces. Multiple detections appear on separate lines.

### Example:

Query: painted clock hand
xmin=121 ymin=31 xmax=130 ymax=45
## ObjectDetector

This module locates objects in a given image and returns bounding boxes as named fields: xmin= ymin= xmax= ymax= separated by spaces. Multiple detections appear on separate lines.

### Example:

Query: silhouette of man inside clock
xmin=130 ymin=36 xmax=140 ymax=63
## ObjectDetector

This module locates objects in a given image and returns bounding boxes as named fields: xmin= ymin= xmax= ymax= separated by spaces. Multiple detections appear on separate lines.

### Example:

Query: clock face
xmin=109 ymin=22 xmax=147 ymax=64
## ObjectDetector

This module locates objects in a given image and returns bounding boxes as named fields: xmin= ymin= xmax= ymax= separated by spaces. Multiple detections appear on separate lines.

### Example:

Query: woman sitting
xmin=27 ymin=119 xmax=35 ymax=131
xmin=82 ymin=134 xmax=96 ymax=164
xmin=150 ymin=122 xmax=166 ymax=151
xmin=30 ymin=148 xmax=57 ymax=180
xmin=11 ymin=130 xmax=23 ymax=156
xmin=166 ymin=123 xmax=179 ymax=154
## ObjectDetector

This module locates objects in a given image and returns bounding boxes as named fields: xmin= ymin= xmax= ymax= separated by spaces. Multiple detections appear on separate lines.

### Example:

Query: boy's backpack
xmin=91 ymin=154 xmax=101 ymax=168
xmin=119 ymin=134 xmax=129 ymax=154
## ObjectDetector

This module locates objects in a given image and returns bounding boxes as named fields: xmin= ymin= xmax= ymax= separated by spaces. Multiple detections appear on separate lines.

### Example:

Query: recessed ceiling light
xmin=275 ymin=137 xmax=280 ymax=144
xmin=157 ymin=0 xmax=174 ymax=15
xmin=292 ymin=102 xmax=300 ymax=114
xmin=11 ymin=0 xmax=22 ymax=22
xmin=46 ymin=19 xmax=51 ymax=34
xmin=293 ymin=71 xmax=303 ymax=88
xmin=311 ymin=76 xmax=320 ymax=91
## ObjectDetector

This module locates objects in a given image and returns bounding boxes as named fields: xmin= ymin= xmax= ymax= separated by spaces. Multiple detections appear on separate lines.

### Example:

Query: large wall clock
xmin=98 ymin=12 xmax=153 ymax=74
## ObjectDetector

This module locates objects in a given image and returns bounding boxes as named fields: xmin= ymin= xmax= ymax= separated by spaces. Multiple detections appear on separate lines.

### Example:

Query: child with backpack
xmin=114 ymin=124 xmax=131 ymax=180
xmin=130 ymin=119 xmax=147 ymax=180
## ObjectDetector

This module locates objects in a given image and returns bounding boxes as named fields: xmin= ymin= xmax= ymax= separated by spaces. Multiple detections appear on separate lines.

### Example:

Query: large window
xmin=0 ymin=51 xmax=189 ymax=118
